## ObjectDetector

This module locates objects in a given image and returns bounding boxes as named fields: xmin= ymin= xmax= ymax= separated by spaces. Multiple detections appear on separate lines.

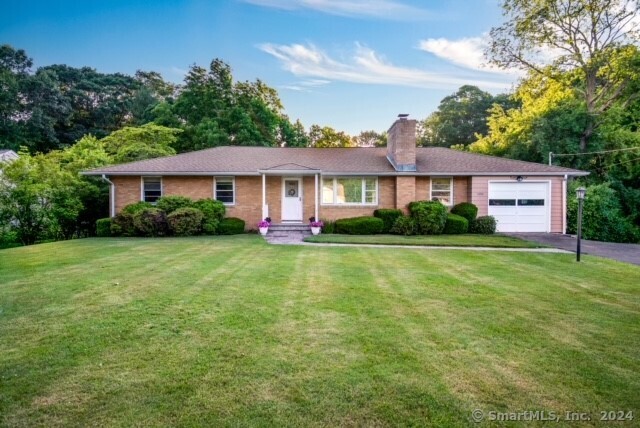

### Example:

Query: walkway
xmin=506 ymin=233 xmax=640 ymax=265
xmin=263 ymin=232 xmax=570 ymax=253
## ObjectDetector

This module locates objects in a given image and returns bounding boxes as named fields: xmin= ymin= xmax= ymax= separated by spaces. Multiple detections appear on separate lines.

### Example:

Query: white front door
xmin=282 ymin=177 xmax=303 ymax=222
xmin=488 ymin=182 xmax=550 ymax=232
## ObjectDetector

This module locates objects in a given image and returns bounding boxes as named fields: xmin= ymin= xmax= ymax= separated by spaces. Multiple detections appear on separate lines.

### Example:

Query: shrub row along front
xmin=97 ymin=196 xmax=246 ymax=237
xmin=327 ymin=201 xmax=496 ymax=236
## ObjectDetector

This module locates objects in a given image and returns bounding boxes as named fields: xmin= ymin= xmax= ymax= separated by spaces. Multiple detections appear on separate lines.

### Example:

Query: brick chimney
xmin=387 ymin=114 xmax=416 ymax=172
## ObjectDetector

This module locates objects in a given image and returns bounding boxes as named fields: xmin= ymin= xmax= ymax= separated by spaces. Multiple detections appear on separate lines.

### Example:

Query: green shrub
xmin=374 ymin=209 xmax=404 ymax=233
xmin=450 ymin=202 xmax=478 ymax=223
xmin=443 ymin=213 xmax=468 ymax=234
xmin=0 ymin=228 xmax=19 ymax=249
xmin=193 ymin=199 xmax=226 ymax=235
xmin=167 ymin=207 xmax=204 ymax=236
xmin=470 ymin=216 xmax=496 ymax=234
xmin=219 ymin=217 xmax=245 ymax=235
xmin=111 ymin=212 xmax=135 ymax=236
xmin=156 ymin=195 xmax=194 ymax=214
xmin=408 ymin=201 xmax=447 ymax=235
xmin=390 ymin=216 xmax=416 ymax=236
xmin=321 ymin=219 xmax=336 ymax=234
xmin=96 ymin=218 xmax=112 ymax=237
xmin=121 ymin=201 xmax=153 ymax=215
xmin=133 ymin=208 xmax=168 ymax=237
xmin=567 ymin=181 xmax=640 ymax=243
xmin=335 ymin=216 xmax=384 ymax=235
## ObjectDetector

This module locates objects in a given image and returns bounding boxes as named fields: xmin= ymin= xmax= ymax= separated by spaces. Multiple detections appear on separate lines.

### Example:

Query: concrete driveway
xmin=506 ymin=233 xmax=640 ymax=266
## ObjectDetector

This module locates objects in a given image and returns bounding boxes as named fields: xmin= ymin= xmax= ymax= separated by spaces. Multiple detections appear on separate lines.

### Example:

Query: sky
xmin=1 ymin=0 xmax=522 ymax=135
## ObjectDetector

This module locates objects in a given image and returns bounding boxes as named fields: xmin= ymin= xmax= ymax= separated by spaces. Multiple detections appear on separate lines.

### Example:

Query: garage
xmin=488 ymin=182 xmax=550 ymax=232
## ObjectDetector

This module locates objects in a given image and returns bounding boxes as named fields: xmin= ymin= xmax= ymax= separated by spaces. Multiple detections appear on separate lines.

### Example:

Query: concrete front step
xmin=268 ymin=223 xmax=311 ymax=232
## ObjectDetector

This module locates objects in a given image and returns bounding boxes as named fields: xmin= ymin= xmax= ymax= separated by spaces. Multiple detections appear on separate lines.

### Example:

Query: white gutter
xmin=101 ymin=174 xmax=115 ymax=217
xmin=83 ymin=171 xmax=590 ymax=177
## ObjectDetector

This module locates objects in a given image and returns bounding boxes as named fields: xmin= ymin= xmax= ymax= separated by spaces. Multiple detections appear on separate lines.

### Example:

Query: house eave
xmin=82 ymin=170 xmax=589 ymax=177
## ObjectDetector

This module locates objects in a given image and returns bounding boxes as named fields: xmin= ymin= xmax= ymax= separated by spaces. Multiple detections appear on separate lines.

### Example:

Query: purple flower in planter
xmin=258 ymin=220 xmax=271 ymax=228
xmin=310 ymin=221 xmax=324 ymax=228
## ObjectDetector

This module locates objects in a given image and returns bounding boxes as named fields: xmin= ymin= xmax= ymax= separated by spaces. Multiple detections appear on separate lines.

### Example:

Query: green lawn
xmin=1 ymin=236 xmax=639 ymax=427
xmin=304 ymin=233 xmax=546 ymax=248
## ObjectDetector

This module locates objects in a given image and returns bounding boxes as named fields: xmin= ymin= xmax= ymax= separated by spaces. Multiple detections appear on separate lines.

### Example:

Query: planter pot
xmin=311 ymin=226 xmax=321 ymax=235
xmin=259 ymin=227 xmax=269 ymax=236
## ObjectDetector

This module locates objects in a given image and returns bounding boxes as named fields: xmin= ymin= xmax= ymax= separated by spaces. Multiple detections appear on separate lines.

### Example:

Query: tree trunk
xmin=580 ymin=120 xmax=594 ymax=152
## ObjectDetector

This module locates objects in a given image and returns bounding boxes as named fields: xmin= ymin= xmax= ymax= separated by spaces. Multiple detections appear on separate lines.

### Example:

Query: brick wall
xmin=163 ymin=176 xmax=213 ymax=200
xmin=113 ymin=176 xmax=141 ymax=213
xmin=387 ymin=119 xmax=416 ymax=169
xmin=395 ymin=176 xmax=415 ymax=213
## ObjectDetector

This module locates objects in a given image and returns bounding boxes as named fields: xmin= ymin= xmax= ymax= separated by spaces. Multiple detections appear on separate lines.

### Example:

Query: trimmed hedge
xmin=390 ymin=216 xmax=416 ymax=236
xmin=219 ymin=217 xmax=245 ymax=235
xmin=167 ymin=207 xmax=204 ymax=236
xmin=96 ymin=218 xmax=112 ymax=237
xmin=133 ymin=208 xmax=168 ymax=237
xmin=335 ymin=216 xmax=384 ymax=235
xmin=451 ymin=202 xmax=478 ymax=223
xmin=111 ymin=212 xmax=135 ymax=236
xmin=374 ymin=209 xmax=404 ymax=233
xmin=443 ymin=213 xmax=468 ymax=234
xmin=408 ymin=200 xmax=447 ymax=235
xmin=193 ymin=199 xmax=226 ymax=235
xmin=470 ymin=216 xmax=497 ymax=234
xmin=321 ymin=219 xmax=336 ymax=234
xmin=157 ymin=195 xmax=193 ymax=214
xmin=121 ymin=201 xmax=153 ymax=215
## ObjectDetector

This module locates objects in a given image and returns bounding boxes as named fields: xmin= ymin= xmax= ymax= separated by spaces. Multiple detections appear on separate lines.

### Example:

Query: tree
xmin=419 ymin=86 xmax=511 ymax=148
xmin=308 ymin=125 xmax=353 ymax=147
xmin=487 ymin=0 xmax=640 ymax=151
xmin=0 ymin=150 xmax=82 ymax=244
xmin=100 ymin=123 xmax=181 ymax=163
xmin=354 ymin=130 xmax=387 ymax=147
xmin=0 ymin=45 xmax=32 ymax=150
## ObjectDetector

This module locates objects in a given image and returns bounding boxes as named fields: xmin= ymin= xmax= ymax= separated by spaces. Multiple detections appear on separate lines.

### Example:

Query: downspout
xmin=101 ymin=174 xmax=115 ymax=218
xmin=562 ymin=174 xmax=567 ymax=234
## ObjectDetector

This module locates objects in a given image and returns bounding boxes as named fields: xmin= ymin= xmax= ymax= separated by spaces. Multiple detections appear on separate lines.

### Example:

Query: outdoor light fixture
xmin=576 ymin=187 xmax=586 ymax=262
xmin=516 ymin=175 xmax=524 ymax=182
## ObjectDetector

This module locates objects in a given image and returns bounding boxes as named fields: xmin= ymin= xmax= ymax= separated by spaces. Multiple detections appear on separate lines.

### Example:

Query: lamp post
xmin=576 ymin=187 xmax=586 ymax=262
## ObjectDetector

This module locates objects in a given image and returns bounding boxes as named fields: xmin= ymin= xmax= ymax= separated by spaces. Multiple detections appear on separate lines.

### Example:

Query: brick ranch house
xmin=84 ymin=116 xmax=588 ymax=233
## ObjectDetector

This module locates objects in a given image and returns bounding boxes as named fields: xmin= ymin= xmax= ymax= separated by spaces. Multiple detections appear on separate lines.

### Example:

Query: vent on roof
xmin=397 ymin=113 xmax=409 ymax=121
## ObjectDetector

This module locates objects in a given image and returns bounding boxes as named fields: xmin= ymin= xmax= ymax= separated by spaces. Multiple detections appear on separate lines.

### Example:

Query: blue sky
xmin=1 ymin=0 xmax=521 ymax=135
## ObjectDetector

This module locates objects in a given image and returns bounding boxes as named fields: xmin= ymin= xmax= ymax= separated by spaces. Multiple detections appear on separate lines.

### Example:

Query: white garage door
xmin=488 ymin=182 xmax=549 ymax=232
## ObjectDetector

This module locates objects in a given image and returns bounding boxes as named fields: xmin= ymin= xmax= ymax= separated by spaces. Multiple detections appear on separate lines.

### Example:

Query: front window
xmin=322 ymin=177 xmax=378 ymax=205
xmin=215 ymin=177 xmax=235 ymax=205
xmin=431 ymin=178 xmax=452 ymax=205
xmin=142 ymin=177 xmax=162 ymax=203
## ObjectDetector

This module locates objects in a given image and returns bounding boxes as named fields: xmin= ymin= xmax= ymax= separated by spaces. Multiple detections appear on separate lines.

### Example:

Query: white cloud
xmin=418 ymin=36 xmax=522 ymax=76
xmin=242 ymin=0 xmax=434 ymax=20
xmin=169 ymin=66 xmax=188 ymax=77
xmin=259 ymin=42 xmax=513 ymax=90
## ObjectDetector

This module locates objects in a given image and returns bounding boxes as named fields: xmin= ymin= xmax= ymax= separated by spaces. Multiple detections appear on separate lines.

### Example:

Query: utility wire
xmin=605 ymin=156 xmax=640 ymax=168
xmin=552 ymin=146 xmax=640 ymax=157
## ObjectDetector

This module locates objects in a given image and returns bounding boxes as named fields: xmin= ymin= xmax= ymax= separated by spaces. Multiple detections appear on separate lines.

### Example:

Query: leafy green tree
xmin=0 ymin=45 xmax=32 ymax=150
xmin=100 ymin=123 xmax=180 ymax=163
xmin=308 ymin=125 xmax=353 ymax=147
xmin=0 ymin=150 xmax=82 ymax=244
xmin=487 ymin=0 xmax=640 ymax=151
xmin=419 ymin=85 xmax=509 ymax=148
xmin=354 ymin=130 xmax=387 ymax=147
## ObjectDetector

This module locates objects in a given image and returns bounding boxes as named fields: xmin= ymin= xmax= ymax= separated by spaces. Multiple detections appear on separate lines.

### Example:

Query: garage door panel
xmin=488 ymin=182 xmax=549 ymax=232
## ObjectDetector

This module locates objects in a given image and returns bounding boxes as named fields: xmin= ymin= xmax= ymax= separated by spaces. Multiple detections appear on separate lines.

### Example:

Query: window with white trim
xmin=215 ymin=177 xmax=235 ymax=205
xmin=142 ymin=177 xmax=162 ymax=203
xmin=431 ymin=177 xmax=453 ymax=205
xmin=322 ymin=177 xmax=377 ymax=205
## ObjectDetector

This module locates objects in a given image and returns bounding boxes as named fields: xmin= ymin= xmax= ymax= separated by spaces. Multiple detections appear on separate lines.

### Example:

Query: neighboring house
xmin=83 ymin=116 xmax=588 ymax=233
xmin=0 ymin=149 xmax=19 ymax=164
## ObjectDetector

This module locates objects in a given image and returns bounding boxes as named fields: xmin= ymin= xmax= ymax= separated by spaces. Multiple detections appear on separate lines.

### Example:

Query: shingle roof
xmin=83 ymin=146 xmax=587 ymax=176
